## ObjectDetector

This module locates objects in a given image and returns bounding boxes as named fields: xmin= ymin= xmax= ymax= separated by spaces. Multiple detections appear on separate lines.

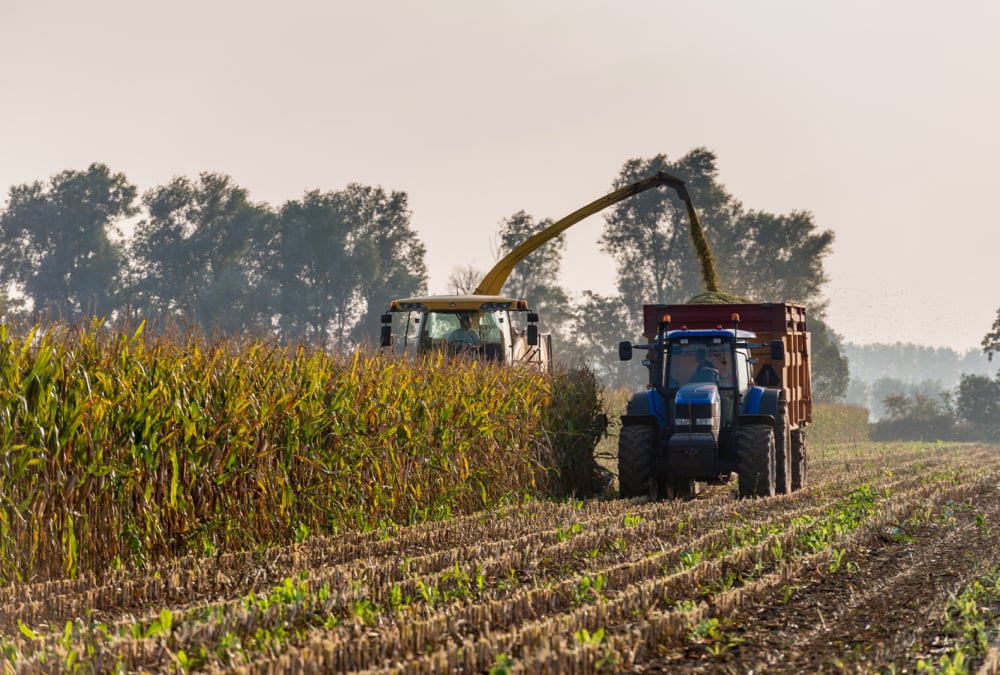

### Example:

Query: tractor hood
xmin=674 ymin=383 xmax=721 ymax=437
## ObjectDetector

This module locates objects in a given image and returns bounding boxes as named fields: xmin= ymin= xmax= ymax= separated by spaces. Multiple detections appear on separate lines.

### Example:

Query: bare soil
xmin=2 ymin=442 xmax=999 ymax=674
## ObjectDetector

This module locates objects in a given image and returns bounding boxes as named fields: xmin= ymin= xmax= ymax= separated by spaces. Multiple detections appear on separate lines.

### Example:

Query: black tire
xmin=791 ymin=428 xmax=808 ymax=491
xmin=774 ymin=402 xmax=792 ymax=495
xmin=618 ymin=424 xmax=655 ymax=498
xmin=736 ymin=424 xmax=776 ymax=499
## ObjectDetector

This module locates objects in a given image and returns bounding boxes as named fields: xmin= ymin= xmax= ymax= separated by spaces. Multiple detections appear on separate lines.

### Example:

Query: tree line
xmin=1 ymin=149 xmax=848 ymax=398
xmin=862 ymin=310 xmax=1000 ymax=441
xmin=0 ymin=165 xmax=427 ymax=349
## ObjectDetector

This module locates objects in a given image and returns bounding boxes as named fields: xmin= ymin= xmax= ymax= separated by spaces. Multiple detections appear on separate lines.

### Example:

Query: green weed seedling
xmin=769 ymin=539 xmax=784 ymax=563
xmin=557 ymin=522 xmax=584 ymax=542
xmin=489 ymin=653 xmax=514 ymax=675
xmin=623 ymin=512 xmax=645 ymax=528
xmin=388 ymin=583 xmax=411 ymax=613
xmin=416 ymin=580 xmax=441 ymax=609
xmin=572 ymin=574 xmax=608 ymax=606
xmin=673 ymin=599 xmax=698 ymax=612
xmin=678 ymin=551 xmax=703 ymax=570
xmin=828 ymin=548 xmax=858 ymax=574
xmin=351 ymin=599 xmax=380 ymax=626
xmin=609 ymin=537 xmax=629 ymax=553
xmin=144 ymin=609 xmax=173 ymax=639
xmin=689 ymin=617 xmax=745 ymax=657
xmin=574 ymin=627 xmax=605 ymax=646
xmin=174 ymin=647 xmax=207 ymax=674
xmin=441 ymin=562 xmax=484 ymax=601
xmin=574 ymin=627 xmax=620 ymax=670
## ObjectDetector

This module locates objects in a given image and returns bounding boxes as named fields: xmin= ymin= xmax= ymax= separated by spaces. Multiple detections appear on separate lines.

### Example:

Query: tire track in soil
xmin=4 ymin=445 xmax=999 ymax=674
xmin=674 ymin=476 xmax=1000 ymax=674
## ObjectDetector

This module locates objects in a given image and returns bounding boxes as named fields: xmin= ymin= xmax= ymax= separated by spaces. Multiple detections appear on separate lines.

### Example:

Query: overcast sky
xmin=2 ymin=1 xmax=997 ymax=352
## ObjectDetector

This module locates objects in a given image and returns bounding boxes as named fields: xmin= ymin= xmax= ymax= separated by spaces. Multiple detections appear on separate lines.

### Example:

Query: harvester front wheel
xmin=736 ymin=424 xmax=776 ymax=499
xmin=791 ymin=428 xmax=808 ymax=491
xmin=618 ymin=424 xmax=655 ymax=499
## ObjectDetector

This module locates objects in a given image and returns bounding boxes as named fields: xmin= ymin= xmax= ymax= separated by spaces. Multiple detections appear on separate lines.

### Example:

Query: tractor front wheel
xmin=618 ymin=424 xmax=655 ymax=499
xmin=736 ymin=424 xmax=776 ymax=499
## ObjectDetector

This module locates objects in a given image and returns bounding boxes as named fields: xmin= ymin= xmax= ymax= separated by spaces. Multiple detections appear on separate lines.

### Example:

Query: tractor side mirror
xmin=527 ymin=324 xmax=539 ymax=346
xmin=379 ymin=325 xmax=392 ymax=347
xmin=380 ymin=313 xmax=392 ymax=324
xmin=527 ymin=312 xmax=539 ymax=323
xmin=770 ymin=340 xmax=786 ymax=361
xmin=618 ymin=341 xmax=633 ymax=361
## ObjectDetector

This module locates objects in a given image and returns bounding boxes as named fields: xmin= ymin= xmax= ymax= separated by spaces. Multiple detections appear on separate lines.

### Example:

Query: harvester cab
xmin=379 ymin=295 xmax=550 ymax=369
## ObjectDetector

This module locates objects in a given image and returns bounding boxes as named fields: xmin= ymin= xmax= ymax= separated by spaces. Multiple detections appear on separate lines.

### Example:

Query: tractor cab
xmin=660 ymin=329 xmax=758 ymax=448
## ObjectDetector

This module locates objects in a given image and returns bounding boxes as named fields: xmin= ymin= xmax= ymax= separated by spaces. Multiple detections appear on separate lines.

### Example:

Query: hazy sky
xmin=2 ymin=1 xmax=997 ymax=352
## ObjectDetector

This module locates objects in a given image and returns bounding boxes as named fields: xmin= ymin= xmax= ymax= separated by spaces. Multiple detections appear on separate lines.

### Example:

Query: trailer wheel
xmin=791 ymin=428 xmax=808 ymax=491
xmin=774 ymin=402 xmax=792 ymax=495
xmin=736 ymin=424 xmax=776 ymax=499
xmin=618 ymin=424 xmax=655 ymax=498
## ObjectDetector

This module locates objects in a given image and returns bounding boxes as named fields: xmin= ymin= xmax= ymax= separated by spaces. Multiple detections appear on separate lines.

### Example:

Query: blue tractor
xmin=617 ymin=304 xmax=811 ymax=500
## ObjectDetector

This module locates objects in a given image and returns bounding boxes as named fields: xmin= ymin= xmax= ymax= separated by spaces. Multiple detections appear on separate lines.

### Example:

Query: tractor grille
xmin=675 ymin=403 xmax=714 ymax=433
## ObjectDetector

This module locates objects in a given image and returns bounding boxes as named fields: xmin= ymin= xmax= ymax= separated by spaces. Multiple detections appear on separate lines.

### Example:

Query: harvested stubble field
xmin=3 ymin=438 xmax=1000 ymax=674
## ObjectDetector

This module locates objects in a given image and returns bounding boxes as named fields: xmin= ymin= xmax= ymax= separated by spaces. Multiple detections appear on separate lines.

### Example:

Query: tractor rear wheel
xmin=774 ymin=402 xmax=792 ymax=495
xmin=618 ymin=424 xmax=655 ymax=498
xmin=736 ymin=424 xmax=776 ymax=498
xmin=791 ymin=428 xmax=808 ymax=491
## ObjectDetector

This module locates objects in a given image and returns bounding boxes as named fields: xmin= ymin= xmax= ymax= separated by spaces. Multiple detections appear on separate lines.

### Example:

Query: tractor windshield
xmin=666 ymin=339 xmax=734 ymax=389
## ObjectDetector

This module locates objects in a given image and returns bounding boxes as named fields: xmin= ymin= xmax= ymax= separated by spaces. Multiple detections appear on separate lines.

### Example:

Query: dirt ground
xmin=3 ymin=442 xmax=999 ymax=673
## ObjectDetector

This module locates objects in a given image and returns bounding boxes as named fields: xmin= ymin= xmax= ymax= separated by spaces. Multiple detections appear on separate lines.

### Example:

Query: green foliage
xmin=687 ymin=617 xmax=745 ymax=657
xmin=573 ymin=627 xmax=605 ymax=646
xmin=267 ymin=184 xmax=424 ymax=346
xmin=982 ymin=305 xmax=1000 ymax=363
xmin=127 ymin=172 xmax=271 ymax=335
xmin=541 ymin=365 xmax=609 ymax=498
xmin=2 ymin=166 xmax=427 ymax=348
xmin=868 ymin=372 xmax=1000 ymax=442
xmin=810 ymin=317 xmax=851 ymax=402
xmin=599 ymin=148 xmax=834 ymax=320
xmin=571 ymin=574 xmax=607 ymax=606
xmin=558 ymin=290 xmax=635 ymax=389
xmin=870 ymin=390 xmax=959 ymax=442
xmin=917 ymin=567 xmax=1000 ymax=673
xmin=955 ymin=373 xmax=1000 ymax=438
xmin=0 ymin=163 xmax=136 ymax=322
xmin=0 ymin=322 xmax=605 ymax=584
xmin=496 ymin=211 xmax=573 ymax=336
xmin=489 ymin=654 xmax=515 ymax=675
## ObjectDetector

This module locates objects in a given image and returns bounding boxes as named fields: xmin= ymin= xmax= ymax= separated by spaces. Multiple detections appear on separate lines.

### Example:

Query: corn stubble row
xmin=0 ymin=321 xmax=602 ymax=585
xmin=4 ymin=441 xmax=999 ymax=672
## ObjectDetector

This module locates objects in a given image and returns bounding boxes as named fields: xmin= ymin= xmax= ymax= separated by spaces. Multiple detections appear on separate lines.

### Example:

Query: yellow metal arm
xmin=474 ymin=170 xmax=719 ymax=295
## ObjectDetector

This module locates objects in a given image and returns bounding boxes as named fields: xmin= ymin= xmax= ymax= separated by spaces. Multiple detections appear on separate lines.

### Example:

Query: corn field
xmin=0 ymin=322 xmax=603 ymax=585
xmin=2 ymin=323 xmax=1000 ymax=673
